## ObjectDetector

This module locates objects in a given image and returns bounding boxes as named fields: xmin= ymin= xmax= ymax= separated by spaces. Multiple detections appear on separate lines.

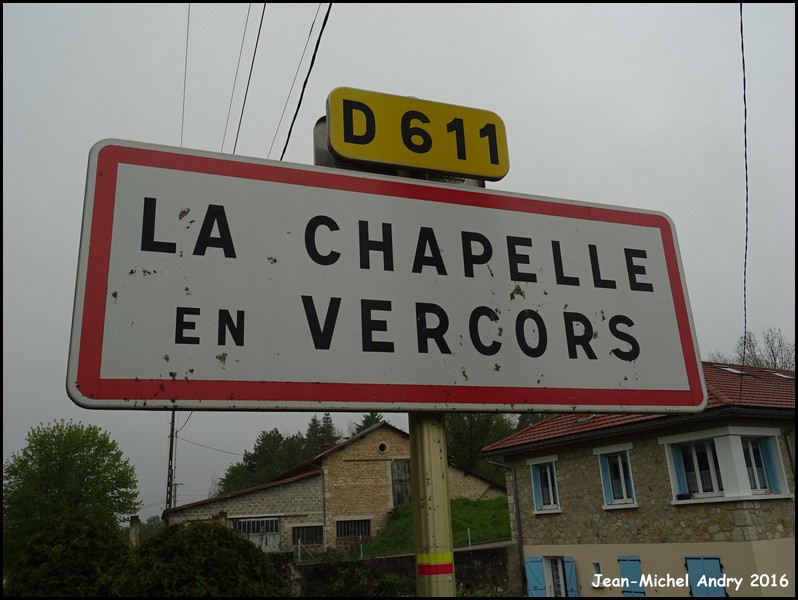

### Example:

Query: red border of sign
xmin=69 ymin=140 xmax=706 ymax=411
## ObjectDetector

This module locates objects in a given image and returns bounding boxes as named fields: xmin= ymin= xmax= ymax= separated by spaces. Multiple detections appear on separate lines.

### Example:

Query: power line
xmin=268 ymin=3 xmax=324 ymax=160
xmin=234 ymin=3 xmax=267 ymax=155
xmin=176 ymin=434 xmax=245 ymax=457
xmin=222 ymin=3 xmax=253 ymax=153
xmin=739 ymin=3 xmax=750 ymax=385
xmin=180 ymin=3 xmax=191 ymax=147
xmin=280 ymin=3 xmax=333 ymax=161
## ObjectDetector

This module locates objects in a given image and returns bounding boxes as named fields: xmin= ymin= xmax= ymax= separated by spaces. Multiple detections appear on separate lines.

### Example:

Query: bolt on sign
xmin=326 ymin=87 xmax=510 ymax=181
xmin=67 ymin=139 xmax=706 ymax=413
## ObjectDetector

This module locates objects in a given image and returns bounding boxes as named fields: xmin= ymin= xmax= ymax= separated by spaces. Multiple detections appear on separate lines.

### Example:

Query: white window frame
xmin=593 ymin=442 xmax=637 ymax=509
xmin=659 ymin=426 xmax=791 ymax=504
xmin=677 ymin=439 xmax=724 ymax=498
xmin=527 ymin=455 xmax=561 ymax=514
xmin=741 ymin=438 xmax=770 ymax=492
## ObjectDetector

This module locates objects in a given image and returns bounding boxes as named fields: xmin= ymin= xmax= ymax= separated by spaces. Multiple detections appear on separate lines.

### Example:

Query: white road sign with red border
xmin=67 ymin=139 xmax=706 ymax=413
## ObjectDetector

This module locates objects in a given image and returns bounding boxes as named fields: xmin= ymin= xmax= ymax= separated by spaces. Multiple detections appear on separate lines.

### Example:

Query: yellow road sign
xmin=327 ymin=87 xmax=509 ymax=181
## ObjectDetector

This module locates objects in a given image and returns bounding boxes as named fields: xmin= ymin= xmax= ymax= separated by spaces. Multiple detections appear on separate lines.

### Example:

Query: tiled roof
xmin=482 ymin=362 xmax=794 ymax=455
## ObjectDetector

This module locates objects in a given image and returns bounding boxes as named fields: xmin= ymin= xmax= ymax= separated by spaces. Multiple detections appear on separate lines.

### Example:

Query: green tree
xmin=708 ymin=327 xmax=795 ymax=370
xmin=305 ymin=412 xmax=341 ymax=455
xmin=219 ymin=415 xmax=343 ymax=495
xmin=349 ymin=411 xmax=384 ymax=435
xmin=445 ymin=413 xmax=517 ymax=484
xmin=3 ymin=420 xmax=139 ymax=573
xmin=320 ymin=412 xmax=341 ymax=445
xmin=245 ymin=428 xmax=302 ymax=484
xmin=217 ymin=461 xmax=254 ymax=494
xmin=305 ymin=414 xmax=325 ymax=454
xmin=139 ymin=514 xmax=164 ymax=542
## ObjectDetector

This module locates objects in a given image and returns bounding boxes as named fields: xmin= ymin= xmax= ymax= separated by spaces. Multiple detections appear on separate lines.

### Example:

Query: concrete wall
xmin=168 ymin=474 xmax=324 ymax=551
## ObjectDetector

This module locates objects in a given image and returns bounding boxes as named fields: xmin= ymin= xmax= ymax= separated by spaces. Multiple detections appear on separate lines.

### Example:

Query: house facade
xmin=481 ymin=362 xmax=795 ymax=597
xmin=165 ymin=421 xmax=504 ymax=554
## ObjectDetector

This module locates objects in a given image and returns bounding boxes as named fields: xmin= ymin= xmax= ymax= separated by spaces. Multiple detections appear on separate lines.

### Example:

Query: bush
xmin=3 ymin=519 xmax=130 ymax=597
xmin=303 ymin=547 xmax=399 ymax=597
xmin=112 ymin=521 xmax=287 ymax=597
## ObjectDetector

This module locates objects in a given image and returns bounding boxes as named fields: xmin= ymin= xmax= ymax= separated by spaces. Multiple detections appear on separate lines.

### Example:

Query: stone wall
xmin=323 ymin=425 xmax=411 ymax=544
xmin=505 ymin=417 xmax=795 ymax=547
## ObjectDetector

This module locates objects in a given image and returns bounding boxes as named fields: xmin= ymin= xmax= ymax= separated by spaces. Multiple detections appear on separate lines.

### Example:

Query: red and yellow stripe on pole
xmin=417 ymin=551 xmax=454 ymax=577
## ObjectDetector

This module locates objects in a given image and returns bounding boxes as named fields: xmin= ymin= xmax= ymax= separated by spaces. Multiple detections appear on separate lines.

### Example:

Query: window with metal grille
xmin=292 ymin=525 xmax=324 ymax=546
xmin=232 ymin=517 xmax=279 ymax=536
xmin=336 ymin=519 xmax=371 ymax=539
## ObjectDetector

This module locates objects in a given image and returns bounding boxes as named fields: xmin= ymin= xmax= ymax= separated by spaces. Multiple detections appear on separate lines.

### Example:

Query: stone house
xmin=481 ymin=361 xmax=795 ymax=597
xmin=165 ymin=421 xmax=504 ymax=554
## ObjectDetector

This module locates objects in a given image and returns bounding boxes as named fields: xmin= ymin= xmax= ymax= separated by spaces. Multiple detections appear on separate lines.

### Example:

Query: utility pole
xmin=164 ymin=409 xmax=176 ymax=521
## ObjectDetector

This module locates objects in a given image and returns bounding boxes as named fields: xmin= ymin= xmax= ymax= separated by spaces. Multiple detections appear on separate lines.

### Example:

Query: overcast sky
xmin=4 ymin=4 xmax=794 ymax=520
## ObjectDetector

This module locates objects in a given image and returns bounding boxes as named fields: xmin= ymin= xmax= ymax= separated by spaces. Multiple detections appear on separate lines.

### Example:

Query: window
xmin=527 ymin=455 xmax=560 ymax=512
xmin=292 ymin=525 xmax=323 ymax=546
xmin=231 ymin=516 xmax=278 ymax=535
xmin=685 ymin=557 xmax=727 ymax=597
xmin=594 ymin=443 xmax=636 ymax=508
xmin=231 ymin=516 xmax=279 ymax=552
xmin=525 ymin=556 xmax=578 ymax=597
xmin=391 ymin=459 xmax=412 ymax=506
xmin=659 ymin=427 xmax=787 ymax=502
xmin=335 ymin=518 xmax=371 ymax=540
xmin=676 ymin=440 xmax=724 ymax=497
xmin=617 ymin=557 xmax=645 ymax=597
xmin=742 ymin=438 xmax=776 ymax=493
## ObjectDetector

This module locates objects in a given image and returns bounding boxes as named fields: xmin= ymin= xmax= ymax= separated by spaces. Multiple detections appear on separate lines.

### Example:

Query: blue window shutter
xmin=531 ymin=466 xmax=543 ymax=511
xmin=618 ymin=556 xmax=645 ymax=597
xmin=525 ymin=556 xmax=546 ymax=597
xmin=564 ymin=556 xmax=579 ymax=597
xmin=686 ymin=557 xmax=726 ymax=597
xmin=671 ymin=446 xmax=687 ymax=494
xmin=599 ymin=455 xmax=613 ymax=506
xmin=760 ymin=438 xmax=780 ymax=492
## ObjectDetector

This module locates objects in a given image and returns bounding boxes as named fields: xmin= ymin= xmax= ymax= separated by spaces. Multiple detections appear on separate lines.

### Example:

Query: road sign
xmin=326 ymin=87 xmax=509 ymax=181
xmin=67 ymin=139 xmax=705 ymax=413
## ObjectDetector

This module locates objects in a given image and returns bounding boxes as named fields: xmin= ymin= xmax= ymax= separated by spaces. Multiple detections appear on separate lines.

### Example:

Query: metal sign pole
xmin=314 ymin=117 xmax=481 ymax=596
xmin=409 ymin=412 xmax=456 ymax=596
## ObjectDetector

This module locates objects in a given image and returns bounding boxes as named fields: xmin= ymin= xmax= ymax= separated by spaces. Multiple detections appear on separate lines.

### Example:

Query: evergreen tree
xmin=218 ymin=415 xmax=342 ymax=494
xmin=320 ymin=412 xmax=341 ymax=445
xmin=350 ymin=411 xmax=384 ymax=435
xmin=305 ymin=414 xmax=325 ymax=455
